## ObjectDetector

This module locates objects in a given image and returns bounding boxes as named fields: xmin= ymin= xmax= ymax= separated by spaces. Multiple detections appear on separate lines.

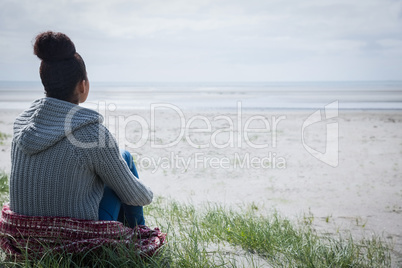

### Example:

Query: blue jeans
xmin=98 ymin=150 xmax=145 ymax=227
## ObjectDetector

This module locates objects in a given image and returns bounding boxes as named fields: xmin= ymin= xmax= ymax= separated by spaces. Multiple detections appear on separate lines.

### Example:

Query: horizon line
xmin=1 ymin=80 xmax=402 ymax=84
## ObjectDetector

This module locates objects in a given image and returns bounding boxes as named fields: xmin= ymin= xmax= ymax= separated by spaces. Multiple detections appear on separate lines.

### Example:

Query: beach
xmin=1 ymin=105 xmax=401 ymax=264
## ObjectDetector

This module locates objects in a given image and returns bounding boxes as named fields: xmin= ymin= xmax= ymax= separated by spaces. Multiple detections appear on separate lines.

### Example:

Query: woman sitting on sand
xmin=8 ymin=31 xmax=153 ymax=228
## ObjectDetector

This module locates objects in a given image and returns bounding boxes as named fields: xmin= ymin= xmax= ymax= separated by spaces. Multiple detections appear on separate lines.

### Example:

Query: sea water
xmin=0 ymin=80 xmax=401 ymax=111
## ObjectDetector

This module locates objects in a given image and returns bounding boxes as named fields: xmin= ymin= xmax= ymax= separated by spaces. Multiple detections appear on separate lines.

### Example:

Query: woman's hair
xmin=33 ymin=31 xmax=87 ymax=103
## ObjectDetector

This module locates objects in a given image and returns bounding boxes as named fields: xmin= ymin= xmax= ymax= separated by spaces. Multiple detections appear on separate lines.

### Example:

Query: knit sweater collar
xmin=13 ymin=97 xmax=103 ymax=155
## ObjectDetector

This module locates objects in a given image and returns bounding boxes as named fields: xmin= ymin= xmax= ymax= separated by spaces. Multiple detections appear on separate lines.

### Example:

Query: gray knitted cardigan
xmin=10 ymin=97 xmax=153 ymax=220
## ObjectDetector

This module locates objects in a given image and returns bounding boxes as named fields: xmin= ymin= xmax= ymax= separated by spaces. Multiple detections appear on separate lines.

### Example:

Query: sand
xmin=0 ymin=107 xmax=401 ymax=264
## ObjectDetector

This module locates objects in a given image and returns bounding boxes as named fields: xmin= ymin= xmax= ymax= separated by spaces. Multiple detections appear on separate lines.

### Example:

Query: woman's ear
xmin=79 ymin=80 xmax=86 ymax=93
xmin=77 ymin=80 xmax=89 ymax=103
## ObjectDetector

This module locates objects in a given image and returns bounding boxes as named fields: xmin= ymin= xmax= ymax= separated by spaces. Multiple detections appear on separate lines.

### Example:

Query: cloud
xmin=0 ymin=0 xmax=401 ymax=81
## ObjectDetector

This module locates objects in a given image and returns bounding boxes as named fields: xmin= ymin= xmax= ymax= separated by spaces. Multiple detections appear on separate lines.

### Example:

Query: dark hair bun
xmin=33 ymin=31 xmax=76 ymax=62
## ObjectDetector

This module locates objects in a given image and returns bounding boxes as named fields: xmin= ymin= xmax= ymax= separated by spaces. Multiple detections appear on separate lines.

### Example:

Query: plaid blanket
xmin=0 ymin=204 xmax=166 ymax=259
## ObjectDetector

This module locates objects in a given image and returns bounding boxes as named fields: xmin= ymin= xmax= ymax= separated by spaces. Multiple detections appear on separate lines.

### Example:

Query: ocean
xmin=0 ymin=81 xmax=401 ymax=111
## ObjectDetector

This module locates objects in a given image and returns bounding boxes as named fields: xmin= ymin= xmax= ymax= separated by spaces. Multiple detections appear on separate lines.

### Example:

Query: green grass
xmin=0 ymin=131 xmax=11 ymax=145
xmin=145 ymin=198 xmax=391 ymax=267
xmin=0 ymin=173 xmax=392 ymax=267
xmin=0 ymin=171 xmax=9 ymax=203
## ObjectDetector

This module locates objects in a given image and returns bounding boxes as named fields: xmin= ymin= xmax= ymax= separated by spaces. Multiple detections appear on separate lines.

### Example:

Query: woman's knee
xmin=120 ymin=149 xmax=139 ymax=178
xmin=120 ymin=149 xmax=133 ymax=169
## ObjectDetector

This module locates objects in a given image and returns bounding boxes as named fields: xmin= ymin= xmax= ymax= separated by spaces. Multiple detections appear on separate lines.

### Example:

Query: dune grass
xmin=0 ymin=171 xmax=9 ymax=203
xmin=144 ymin=198 xmax=391 ymax=267
xmin=0 ymin=172 xmax=392 ymax=267
xmin=0 ymin=131 xmax=11 ymax=145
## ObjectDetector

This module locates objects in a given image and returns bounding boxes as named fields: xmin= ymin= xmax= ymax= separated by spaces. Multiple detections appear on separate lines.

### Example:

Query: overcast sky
xmin=0 ymin=0 xmax=401 ymax=82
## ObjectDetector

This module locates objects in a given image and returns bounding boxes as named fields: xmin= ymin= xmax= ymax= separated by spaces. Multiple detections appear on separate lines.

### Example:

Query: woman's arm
xmin=76 ymin=123 xmax=153 ymax=206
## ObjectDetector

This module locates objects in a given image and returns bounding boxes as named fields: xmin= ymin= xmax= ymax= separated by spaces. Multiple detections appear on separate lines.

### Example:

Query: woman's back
xmin=11 ymin=97 xmax=105 ymax=220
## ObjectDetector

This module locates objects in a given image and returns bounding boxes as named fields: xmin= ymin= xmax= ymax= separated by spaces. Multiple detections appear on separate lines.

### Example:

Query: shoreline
xmin=1 ymin=104 xmax=402 ymax=113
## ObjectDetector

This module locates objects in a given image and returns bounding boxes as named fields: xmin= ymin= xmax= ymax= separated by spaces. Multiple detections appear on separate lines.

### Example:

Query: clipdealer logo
xmin=64 ymin=101 xmax=288 ymax=170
